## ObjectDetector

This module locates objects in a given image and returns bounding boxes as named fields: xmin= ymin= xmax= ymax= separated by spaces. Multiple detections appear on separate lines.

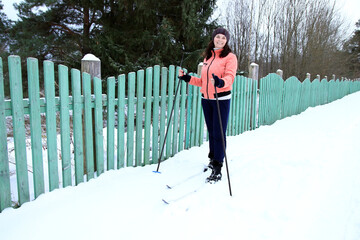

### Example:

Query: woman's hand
xmin=211 ymin=74 xmax=225 ymax=88
xmin=178 ymin=69 xmax=191 ymax=82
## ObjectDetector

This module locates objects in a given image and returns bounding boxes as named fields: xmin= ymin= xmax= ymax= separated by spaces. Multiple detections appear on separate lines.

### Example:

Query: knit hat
xmin=212 ymin=28 xmax=230 ymax=42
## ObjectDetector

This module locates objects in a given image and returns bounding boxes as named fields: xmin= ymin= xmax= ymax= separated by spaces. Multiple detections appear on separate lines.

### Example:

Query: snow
xmin=81 ymin=53 xmax=100 ymax=61
xmin=1 ymin=91 xmax=360 ymax=240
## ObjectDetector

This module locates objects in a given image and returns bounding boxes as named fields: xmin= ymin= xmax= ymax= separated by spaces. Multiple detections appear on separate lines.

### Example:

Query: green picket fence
xmin=228 ymin=75 xmax=258 ymax=135
xmin=0 ymin=55 xmax=259 ymax=211
xmin=1 ymin=55 xmax=359 ymax=211
xmin=258 ymin=74 xmax=360 ymax=126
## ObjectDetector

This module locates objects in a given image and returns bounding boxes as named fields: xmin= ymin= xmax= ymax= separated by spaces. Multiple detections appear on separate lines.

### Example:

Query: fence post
xmin=332 ymin=74 xmax=336 ymax=81
xmin=317 ymin=74 xmax=320 ymax=80
xmin=306 ymin=73 xmax=311 ymax=80
xmin=276 ymin=69 xmax=283 ymax=78
xmin=81 ymin=54 xmax=101 ymax=79
xmin=249 ymin=63 xmax=259 ymax=129
xmin=81 ymin=54 xmax=101 ymax=174
xmin=197 ymin=62 xmax=203 ymax=76
xmin=249 ymin=63 xmax=259 ymax=81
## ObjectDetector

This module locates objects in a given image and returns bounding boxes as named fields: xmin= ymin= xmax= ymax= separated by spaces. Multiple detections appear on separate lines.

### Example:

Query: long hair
xmin=203 ymin=40 xmax=232 ymax=60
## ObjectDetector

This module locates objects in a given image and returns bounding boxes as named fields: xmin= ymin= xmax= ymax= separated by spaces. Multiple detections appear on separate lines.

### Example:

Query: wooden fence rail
xmin=1 ymin=55 xmax=359 ymax=212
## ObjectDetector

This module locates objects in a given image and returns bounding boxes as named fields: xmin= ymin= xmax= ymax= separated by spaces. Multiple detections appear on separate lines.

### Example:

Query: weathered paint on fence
xmin=27 ymin=58 xmax=45 ymax=197
xmin=44 ymin=61 xmax=59 ymax=192
xmin=117 ymin=74 xmax=126 ymax=169
xmin=58 ymin=64 xmax=71 ymax=188
xmin=0 ymin=58 xmax=11 ymax=212
xmin=1 ymin=55 xmax=360 ymax=212
xmin=71 ymin=68 xmax=84 ymax=185
xmin=107 ymin=76 xmax=116 ymax=170
xmin=8 ymin=56 xmax=30 ymax=206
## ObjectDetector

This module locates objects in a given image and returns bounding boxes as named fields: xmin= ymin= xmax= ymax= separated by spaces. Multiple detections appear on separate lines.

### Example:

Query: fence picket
xmin=135 ymin=70 xmax=144 ymax=167
xmin=152 ymin=66 xmax=160 ymax=164
xmin=107 ymin=77 xmax=115 ymax=170
xmin=144 ymin=67 xmax=153 ymax=165
xmin=246 ymin=78 xmax=253 ymax=131
xmin=232 ymin=76 xmax=239 ymax=135
xmin=117 ymin=74 xmax=126 ymax=169
xmin=71 ymin=69 xmax=84 ymax=185
xmin=195 ymin=87 xmax=202 ymax=146
xmin=27 ymin=58 xmax=45 ymax=196
xmin=0 ymin=57 xmax=11 ymax=211
xmin=251 ymin=79 xmax=258 ymax=130
xmin=240 ymin=77 xmax=246 ymax=133
xmin=185 ymin=84 xmax=193 ymax=149
xmin=190 ymin=85 xmax=198 ymax=147
xmin=8 ymin=55 xmax=30 ymax=205
xmin=127 ymin=72 xmax=136 ymax=167
xmin=58 ymin=64 xmax=71 ymax=187
xmin=172 ymin=67 xmax=181 ymax=155
xmin=166 ymin=65 xmax=175 ymax=158
xmin=159 ymin=67 xmax=167 ymax=161
xmin=94 ymin=77 xmax=104 ymax=175
xmin=82 ymin=72 xmax=94 ymax=180
xmin=44 ymin=61 xmax=59 ymax=191
xmin=178 ymin=79 xmax=187 ymax=151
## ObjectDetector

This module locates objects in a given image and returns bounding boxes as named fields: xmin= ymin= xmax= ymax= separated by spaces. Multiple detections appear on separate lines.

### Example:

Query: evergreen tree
xmin=0 ymin=0 xmax=10 ymax=55
xmin=9 ymin=0 xmax=103 ymax=69
xmin=8 ymin=0 xmax=217 ymax=78
xmin=0 ymin=0 xmax=11 ymax=97
xmin=96 ymin=0 xmax=217 ymax=75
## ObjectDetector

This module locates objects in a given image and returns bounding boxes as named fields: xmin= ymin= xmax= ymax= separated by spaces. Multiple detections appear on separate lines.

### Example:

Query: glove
xmin=179 ymin=74 xmax=191 ymax=82
xmin=212 ymin=74 xmax=225 ymax=88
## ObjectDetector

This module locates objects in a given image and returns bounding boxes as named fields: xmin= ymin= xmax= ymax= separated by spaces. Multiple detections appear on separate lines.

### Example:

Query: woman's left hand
xmin=212 ymin=74 xmax=225 ymax=88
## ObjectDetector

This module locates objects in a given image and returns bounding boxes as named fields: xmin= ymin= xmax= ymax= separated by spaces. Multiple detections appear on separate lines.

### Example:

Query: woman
xmin=179 ymin=28 xmax=238 ymax=182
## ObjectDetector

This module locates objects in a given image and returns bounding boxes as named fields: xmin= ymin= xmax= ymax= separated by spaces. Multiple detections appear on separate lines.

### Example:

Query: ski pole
xmin=154 ymin=54 xmax=185 ymax=173
xmin=213 ymin=76 xmax=232 ymax=196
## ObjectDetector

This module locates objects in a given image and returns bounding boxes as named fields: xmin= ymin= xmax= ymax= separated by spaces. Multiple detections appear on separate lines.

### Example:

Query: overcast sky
xmin=2 ymin=0 xmax=360 ymax=33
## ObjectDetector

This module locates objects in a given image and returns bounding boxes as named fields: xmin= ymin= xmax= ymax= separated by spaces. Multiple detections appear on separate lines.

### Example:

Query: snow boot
xmin=208 ymin=159 xmax=215 ymax=170
xmin=204 ymin=153 xmax=215 ymax=172
xmin=206 ymin=161 xmax=222 ymax=183
xmin=204 ymin=159 xmax=215 ymax=172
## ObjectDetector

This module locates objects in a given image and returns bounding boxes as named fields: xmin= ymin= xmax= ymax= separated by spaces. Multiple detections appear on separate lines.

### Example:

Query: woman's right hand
xmin=178 ymin=69 xmax=191 ymax=82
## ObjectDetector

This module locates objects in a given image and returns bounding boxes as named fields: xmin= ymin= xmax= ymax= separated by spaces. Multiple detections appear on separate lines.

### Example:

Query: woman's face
xmin=214 ymin=34 xmax=227 ymax=48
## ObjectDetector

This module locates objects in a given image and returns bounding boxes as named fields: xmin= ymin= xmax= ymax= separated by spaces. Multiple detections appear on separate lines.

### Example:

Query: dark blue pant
xmin=201 ymin=98 xmax=231 ymax=163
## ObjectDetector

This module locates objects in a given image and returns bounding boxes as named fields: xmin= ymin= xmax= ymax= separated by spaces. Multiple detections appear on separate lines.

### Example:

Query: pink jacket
xmin=189 ymin=49 xmax=238 ymax=99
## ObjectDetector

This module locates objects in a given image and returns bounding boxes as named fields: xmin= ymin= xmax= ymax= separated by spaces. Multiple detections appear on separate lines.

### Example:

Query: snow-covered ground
xmin=1 ymin=91 xmax=360 ymax=240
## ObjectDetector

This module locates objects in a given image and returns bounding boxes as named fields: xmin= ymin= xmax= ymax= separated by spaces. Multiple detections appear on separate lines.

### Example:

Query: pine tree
xmin=0 ymin=0 xmax=10 ymax=55
xmin=8 ymin=0 xmax=217 ymax=78
xmin=97 ymin=0 xmax=217 ymax=75
xmin=0 ymin=0 xmax=11 ymax=97
xmin=9 ymin=0 xmax=103 ymax=68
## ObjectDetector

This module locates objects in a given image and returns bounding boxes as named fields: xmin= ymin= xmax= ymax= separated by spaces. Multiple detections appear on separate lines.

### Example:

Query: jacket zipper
xmin=206 ymin=50 xmax=216 ymax=99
